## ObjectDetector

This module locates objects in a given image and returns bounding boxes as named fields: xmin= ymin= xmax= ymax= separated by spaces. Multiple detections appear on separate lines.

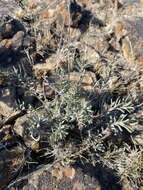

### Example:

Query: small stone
xmin=14 ymin=114 xmax=27 ymax=137
xmin=14 ymin=114 xmax=41 ymax=150
xmin=31 ymin=142 xmax=40 ymax=152
xmin=63 ymin=167 xmax=76 ymax=179
xmin=68 ymin=71 xmax=96 ymax=91
xmin=27 ymin=0 xmax=43 ymax=10
xmin=40 ymin=9 xmax=55 ymax=20
xmin=5 ymin=23 xmax=13 ymax=34
xmin=0 ymin=87 xmax=17 ymax=117
xmin=11 ymin=31 xmax=25 ymax=51
xmin=114 ymin=21 xmax=127 ymax=41
xmin=33 ymin=62 xmax=56 ymax=80
xmin=0 ymin=101 xmax=13 ymax=117
xmin=33 ymin=55 xmax=58 ymax=79
xmin=51 ymin=167 xmax=64 ymax=180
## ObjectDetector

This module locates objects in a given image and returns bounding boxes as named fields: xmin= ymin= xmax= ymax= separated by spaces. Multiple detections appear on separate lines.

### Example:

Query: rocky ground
xmin=0 ymin=0 xmax=143 ymax=189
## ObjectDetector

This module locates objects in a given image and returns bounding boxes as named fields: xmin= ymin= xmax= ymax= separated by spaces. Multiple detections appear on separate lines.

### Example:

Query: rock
xmin=0 ymin=86 xmax=17 ymax=117
xmin=14 ymin=114 xmax=41 ymax=151
xmin=0 ymin=31 xmax=25 ymax=51
xmin=11 ymin=31 xmax=25 ymax=51
xmin=0 ymin=146 xmax=25 ymax=189
xmin=33 ymin=52 xmax=76 ymax=80
xmin=114 ymin=17 xmax=143 ymax=65
xmin=0 ymin=15 xmax=25 ymax=39
xmin=8 ymin=165 xmax=101 ymax=190
xmin=68 ymin=71 xmax=96 ymax=91
xmin=0 ymin=101 xmax=13 ymax=117
xmin=38 ymin=0 xmax=97 ymax=32
xmin=51 ymin=164 xmax=76 ymax=180
xmin=69 ymin=72 xmax=95 ymax=85
xmin=0 ymin=83 xmax=26 ymax=118
xmin=43 ymin=79 xmax=57 ymax=100
xmin=30 ymin=0 xmax=100 ymax=57
xmin=0 ymin=39 xmax=12 ymax=49
xmin=0 ymin=0 xmax=20 ymax=17
xmin=27 ymin=0 xmax=39 ymax=9
xmin=0 ymin=110 xmax=27 ymax=129
xmin=40 ymin=8 xmax=55 ymax=20
xmin=80 ymin=29 xmax=109 ymax=60
xmin=33 ymin=58 xmax=56 ymax=80
xmin=14 ymin=114 xmax=30 ymax=138
xmin=39 ymin=0 xmax=82 ymax=28
xmin=0 ymin=15 xmax=27 ymax=65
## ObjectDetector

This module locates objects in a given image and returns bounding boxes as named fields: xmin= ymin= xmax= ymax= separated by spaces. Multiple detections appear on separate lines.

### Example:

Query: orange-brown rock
xmin=38 ymin=0 xmax=85 ymax=29
xmin=68 ymin=71 xmax=96 ymax=91
xmin=114 ymin=21 xmax=127 ymax=41
xmin=33 ymin=58 xmax=57 ymax=80
xmin=40 ymin=9 xmax=55 ymax=20
xmin=51 ymin=164 xmax=76 ymax=180
xmin=69 ymin=72 xmax=94 ymax=85
xmin=33 ymin=53 xmax=76 ymax=80
xmin=27 ymin=0 xmax=39 ymax=9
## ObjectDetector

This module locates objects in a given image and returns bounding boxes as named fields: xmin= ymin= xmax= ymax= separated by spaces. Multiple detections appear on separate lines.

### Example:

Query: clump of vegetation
xmin=101 ymin=146 xmax=143 ymax=189
xmin=1 ymin=0 xmax=143 ymax=189
xmin=22 ymin=54 xmax=143 ymax=188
